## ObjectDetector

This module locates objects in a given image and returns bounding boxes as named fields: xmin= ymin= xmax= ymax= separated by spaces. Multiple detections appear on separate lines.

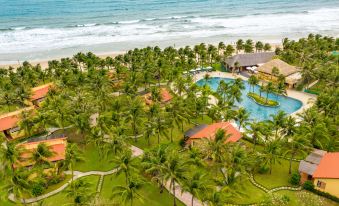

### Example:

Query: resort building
xmin=223 ymin=52 xmax=275 ymax=72
xmin=30 ymin=83 xmax=53 ymax=106
xmin=144 ymin=88 xmax=173 ymax=105
xmin=16 ymin=137 xmax=67 ymax=167
xmin=0 ymin=106 xmax=35 ymax=140
xmin=257 ymin=59 xmax=301 ymax=88
xmin=184 ymin=122 xmax=242 ymax=146
xmin=299 ymin=150 xmax=339 ymax=197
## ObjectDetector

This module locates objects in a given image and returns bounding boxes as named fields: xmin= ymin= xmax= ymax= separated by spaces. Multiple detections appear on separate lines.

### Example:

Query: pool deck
xmin=194 ymin=71 xmax=317 ymax=120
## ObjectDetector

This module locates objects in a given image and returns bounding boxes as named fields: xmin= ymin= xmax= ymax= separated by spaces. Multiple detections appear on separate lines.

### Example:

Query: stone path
xmin=248 ymin=173 xmax=302 ymax=194
xmin=8 ymin=145 xmax=203 ymax=206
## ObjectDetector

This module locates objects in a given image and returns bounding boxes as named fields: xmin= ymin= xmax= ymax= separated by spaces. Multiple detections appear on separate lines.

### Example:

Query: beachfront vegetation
xmin=0 ymin=34 xmax=338 ymax=206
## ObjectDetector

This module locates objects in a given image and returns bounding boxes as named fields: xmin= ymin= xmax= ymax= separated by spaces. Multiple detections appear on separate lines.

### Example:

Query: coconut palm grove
xmin=0 ymin=34 xmax=338 ymax=206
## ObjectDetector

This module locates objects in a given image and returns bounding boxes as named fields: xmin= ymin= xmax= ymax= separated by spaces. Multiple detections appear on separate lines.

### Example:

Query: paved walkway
xmin=8 ymin=145 xmax=203 ymax=206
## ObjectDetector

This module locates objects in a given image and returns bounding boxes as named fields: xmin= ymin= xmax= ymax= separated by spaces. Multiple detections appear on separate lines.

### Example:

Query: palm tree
xmin=143 ymin=120 xmax=156 ymax=146
xmin=205 ymin=189 xmax=226 ymax=206
xmin=65 ymin=179 xmax=94 ymax=206
xmin=182 ymin=171 xmax=208 ymax=206
xmin=245 ymin=121 xmax=263 ymax=150
xmin=255 ymin=41 xmax=264 ymax=52
xmin=268 ymin=111 xmax=287 ymax=138
xmin=126 ymin=97 xmax=144 ymax=142
xmin=203 ymin=73 xmax=211 ymax=85
xmin=235 ymin=108 xmax=250 ymax=130
xmin=0 ymin=141 xmax=23 ymax=172
xmin=160 ymin=150 xmax=188 ymax=206
xmin=247 ymin=75 xmax=259 ymax=93
xmin=244 ymin=39 xmax=254 ymax=53
xmin=65 ymin=143 xmax=83 ymax=182
xmin=112 ymin=149 xmax=139 ymax=185
xmin=71 ymin=112 xmax=91 ymax=143
xmin=262 ymin=138 xmax=281 ymax=174
xmin=4 ymin=169 xmax=31 ymax=205
xmin=264 ymin=82 xmax=275 ymax=104
xmin=236 ymin=39 xmax=244 ymax=54
xmin=111 ymin=177 xmax=144 ymax=206
xmin=283 ymin=134 xmax=310 ymax=174
xmin=263 ymin=43 xmax=271 ymax=51
xmin=31 ymin=143 xmax=55 ymax=166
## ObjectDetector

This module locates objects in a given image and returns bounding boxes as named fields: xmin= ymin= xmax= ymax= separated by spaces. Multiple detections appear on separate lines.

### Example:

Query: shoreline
xmin=0 ymin=42 xmax=282 ymax=69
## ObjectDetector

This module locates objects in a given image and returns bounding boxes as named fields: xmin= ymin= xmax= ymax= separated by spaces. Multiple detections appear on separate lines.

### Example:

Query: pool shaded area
xmin=196 ymin=77 xmax=302 ymax=121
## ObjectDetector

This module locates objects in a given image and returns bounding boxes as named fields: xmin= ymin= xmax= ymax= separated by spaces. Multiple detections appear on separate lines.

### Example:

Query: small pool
xmin=196 ymin=77 xmax=303 ymax=121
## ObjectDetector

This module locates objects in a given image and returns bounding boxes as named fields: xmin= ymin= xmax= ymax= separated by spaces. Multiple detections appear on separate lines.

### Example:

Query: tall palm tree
xmin=236 ymin=39 xmax=244 ymax=54
xmin=262 ymin=138 xmax=281 ymax=174
xmin=283 ymin=134 xmax=310 ymax=174
xmin=268 ymin=111 xmax=287 ymax=139
xmin=65 ymin=179 xmax=94 ymax=206
xmin=0 ymin=141 xmax=23 ymax=172
xmin=160 ymin=150 xmax=188 ymax=206
xmin=65 ymin=143 xmax=83 ymax=182
xmin=248 ymin=75 xmax=259 ymax=93
xmin=245 ymin=121 xmax=264 ymax=150
xmin=255 ymin=41 xmax=264 ymax=52
xmin=126 ymin=97 xmax=144 ymax=142
xmin=111 ymin=177 xmax=144 ymax=206
xmin=182 ymin=171 xmax=209 ymax=206
xmin=264 ymin=82 xmax=275 ymax=104
xmin=235 ymin=108 xmax=250 ymax=130
xmin=31 ymin=143 xmax=55 ymax=167
xmin=4 ymin=169 xmax=31 ymax=205
xmin=112 ymin=149 xmax=139 ymax=185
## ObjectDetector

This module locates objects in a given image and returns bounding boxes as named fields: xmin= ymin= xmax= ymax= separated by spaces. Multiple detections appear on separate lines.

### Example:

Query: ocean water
xmin=196 ymin=77 xmax=302 ymax=121
xmin=0 ymin=0 xmax=339 ymax=64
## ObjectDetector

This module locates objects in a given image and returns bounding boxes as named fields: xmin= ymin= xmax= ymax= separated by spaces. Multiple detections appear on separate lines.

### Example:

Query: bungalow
xmin=185 ymin=122 xmax=242 ymax=146
xmin=257 ymin=59 xmax=301 ymax=88
xmin=0 ymin=106 xmax=35 ymax=140
xmin=299 ymin=150 xmax=339 ymax=197
xmin=30 ymin=83 xmax=53 ymax=106
xmin=144 ymin=88 xmax=173 ymax=105
xmin=16 ymin=137 xmax=67 ymax=167
xmin=223 ymin=52 xmax=275 ymax=72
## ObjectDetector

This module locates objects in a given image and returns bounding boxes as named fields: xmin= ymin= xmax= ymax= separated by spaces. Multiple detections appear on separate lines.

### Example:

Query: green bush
xmin=289 ymin=172 xmax=301 ymax=185
xmin=31 ymin=183 xmax=45 ymax=197
xmin=258 ymin=165 xmax=269 ymax=174
xmin=303 ymin=180 xmax=314 ymax=190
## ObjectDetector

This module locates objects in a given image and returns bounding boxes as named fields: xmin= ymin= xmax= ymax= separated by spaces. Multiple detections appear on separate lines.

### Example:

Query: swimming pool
xmin=196 ymin=77 xmax=303 ymax=121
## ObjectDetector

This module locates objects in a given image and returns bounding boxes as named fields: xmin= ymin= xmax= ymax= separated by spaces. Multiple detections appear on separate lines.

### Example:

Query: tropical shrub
xmin=289 ymin=172 xmax=301 ymax=185
xmin=303 ymin=180 xmax=314 ymax=190
xmin=31 ymin=182 xmax=45 ymax=197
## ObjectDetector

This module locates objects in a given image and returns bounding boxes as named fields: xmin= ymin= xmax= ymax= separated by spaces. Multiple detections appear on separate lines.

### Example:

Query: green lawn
xmin=38 ymin=175 xmax=99 ymax=206
xmin=74 ymin=143 xmax=116 ymax=172
xmin=276 ymin=190 xmax=339 ymax=206
xmin=229 ymin=178 xmax=267 ymax=204
xmin=100 ymin=173 xmax=185 ymax=206
xmin=254 ymin=159 xmax=299 ymax=189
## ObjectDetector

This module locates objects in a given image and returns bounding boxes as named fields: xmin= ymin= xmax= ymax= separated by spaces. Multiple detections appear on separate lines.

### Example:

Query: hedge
xmin=303 ymin=181 xmax=339 ymax=203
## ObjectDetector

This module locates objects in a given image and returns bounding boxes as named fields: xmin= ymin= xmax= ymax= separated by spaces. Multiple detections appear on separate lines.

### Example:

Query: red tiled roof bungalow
xmin=16 ymin=137 xmax=67 ymax=167
xmin=144 ymin=88 xmax=173 ymax=105
xmin=312 ymin=152 xmax=339 ymax=197
xmin=185 ymin=122 xmax=242 ymax=146
xmin=30 ymin=83 xmax=53 ymax=106
xmin=0 ymin=106 xmax=35 ymax=140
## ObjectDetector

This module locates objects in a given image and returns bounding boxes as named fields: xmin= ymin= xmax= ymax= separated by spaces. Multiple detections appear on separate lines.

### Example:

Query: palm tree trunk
xmin=289 ymin=151 xmax=295 ymax=174
xmin=266 ymin=92 xmax=269 ymax=104
xmin=191 ymin=196 xmax=194 ymax=206
xmin=170 ymin=127 xmax=173 ymax=142
xmin=172 ymin=180 xmax=177 ymax=206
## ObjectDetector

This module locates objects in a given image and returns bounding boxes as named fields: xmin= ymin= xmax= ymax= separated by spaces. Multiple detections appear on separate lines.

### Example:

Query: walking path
xmin=8 ymin=145 xmax=202 ymax=206
xmin=248 ymin=173 xmax=302 ymax=194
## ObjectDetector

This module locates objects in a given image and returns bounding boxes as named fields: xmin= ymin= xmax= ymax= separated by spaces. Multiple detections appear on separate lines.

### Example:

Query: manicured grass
xmin=100 ymin=173 xmax=185 ymax=206
xmin=43 ymin=175 xmax=72 ymax=194
xmin=38 ymin=175 xmax=99 ymax=206
xmin=254 ymin=159 xmax=299 ymax=189
xmin=74 ymin=143 xmax=116 ymax=172
xmin=276 ymin=190 xmax=339 ymax=206
xmin=229 ymin=178 xmax=267 ymax=204
xmin=247 ymin=92 xmax=279 ymax=107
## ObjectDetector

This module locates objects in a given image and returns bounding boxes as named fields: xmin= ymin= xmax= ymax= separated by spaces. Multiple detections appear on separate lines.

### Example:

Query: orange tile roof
xmin=17 ymin=138 xmax=67 ymax=167
xmin=313 ymin=152 xmax=339 ymax=179
xmin=189 ymin=122 xmax=242 ymax=143
xmin=144 ymin=88 xmax=173 ymax=105
xmin=0 ymin=107 xmax=35 ymax=131
xmin=160 ymin=88 xmax=173 ymax=102
xmin=31 ymin=83 xmax=53 ymax=101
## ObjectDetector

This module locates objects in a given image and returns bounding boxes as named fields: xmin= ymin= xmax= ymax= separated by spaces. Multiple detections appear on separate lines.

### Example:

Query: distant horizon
xmin=1 ymin=0 xmax=339 ymax=64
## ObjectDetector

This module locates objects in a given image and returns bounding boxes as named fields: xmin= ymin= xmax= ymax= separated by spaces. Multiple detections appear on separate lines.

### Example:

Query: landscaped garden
xmin=0 ymin=35 xmax=338 ymax=206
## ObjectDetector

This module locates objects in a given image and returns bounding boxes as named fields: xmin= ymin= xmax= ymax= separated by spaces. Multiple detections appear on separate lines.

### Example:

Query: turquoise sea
xmin=0 ymin=0 xmax=338 ymax=63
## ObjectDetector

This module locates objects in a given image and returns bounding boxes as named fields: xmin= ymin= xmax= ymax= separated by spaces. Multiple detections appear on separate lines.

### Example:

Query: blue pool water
xmin=196 ymin=77 xmax=303 ymax=121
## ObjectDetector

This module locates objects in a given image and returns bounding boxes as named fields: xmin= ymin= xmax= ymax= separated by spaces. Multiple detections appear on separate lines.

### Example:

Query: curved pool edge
xmin=193 ymin=71 xmax=316 ymax=119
